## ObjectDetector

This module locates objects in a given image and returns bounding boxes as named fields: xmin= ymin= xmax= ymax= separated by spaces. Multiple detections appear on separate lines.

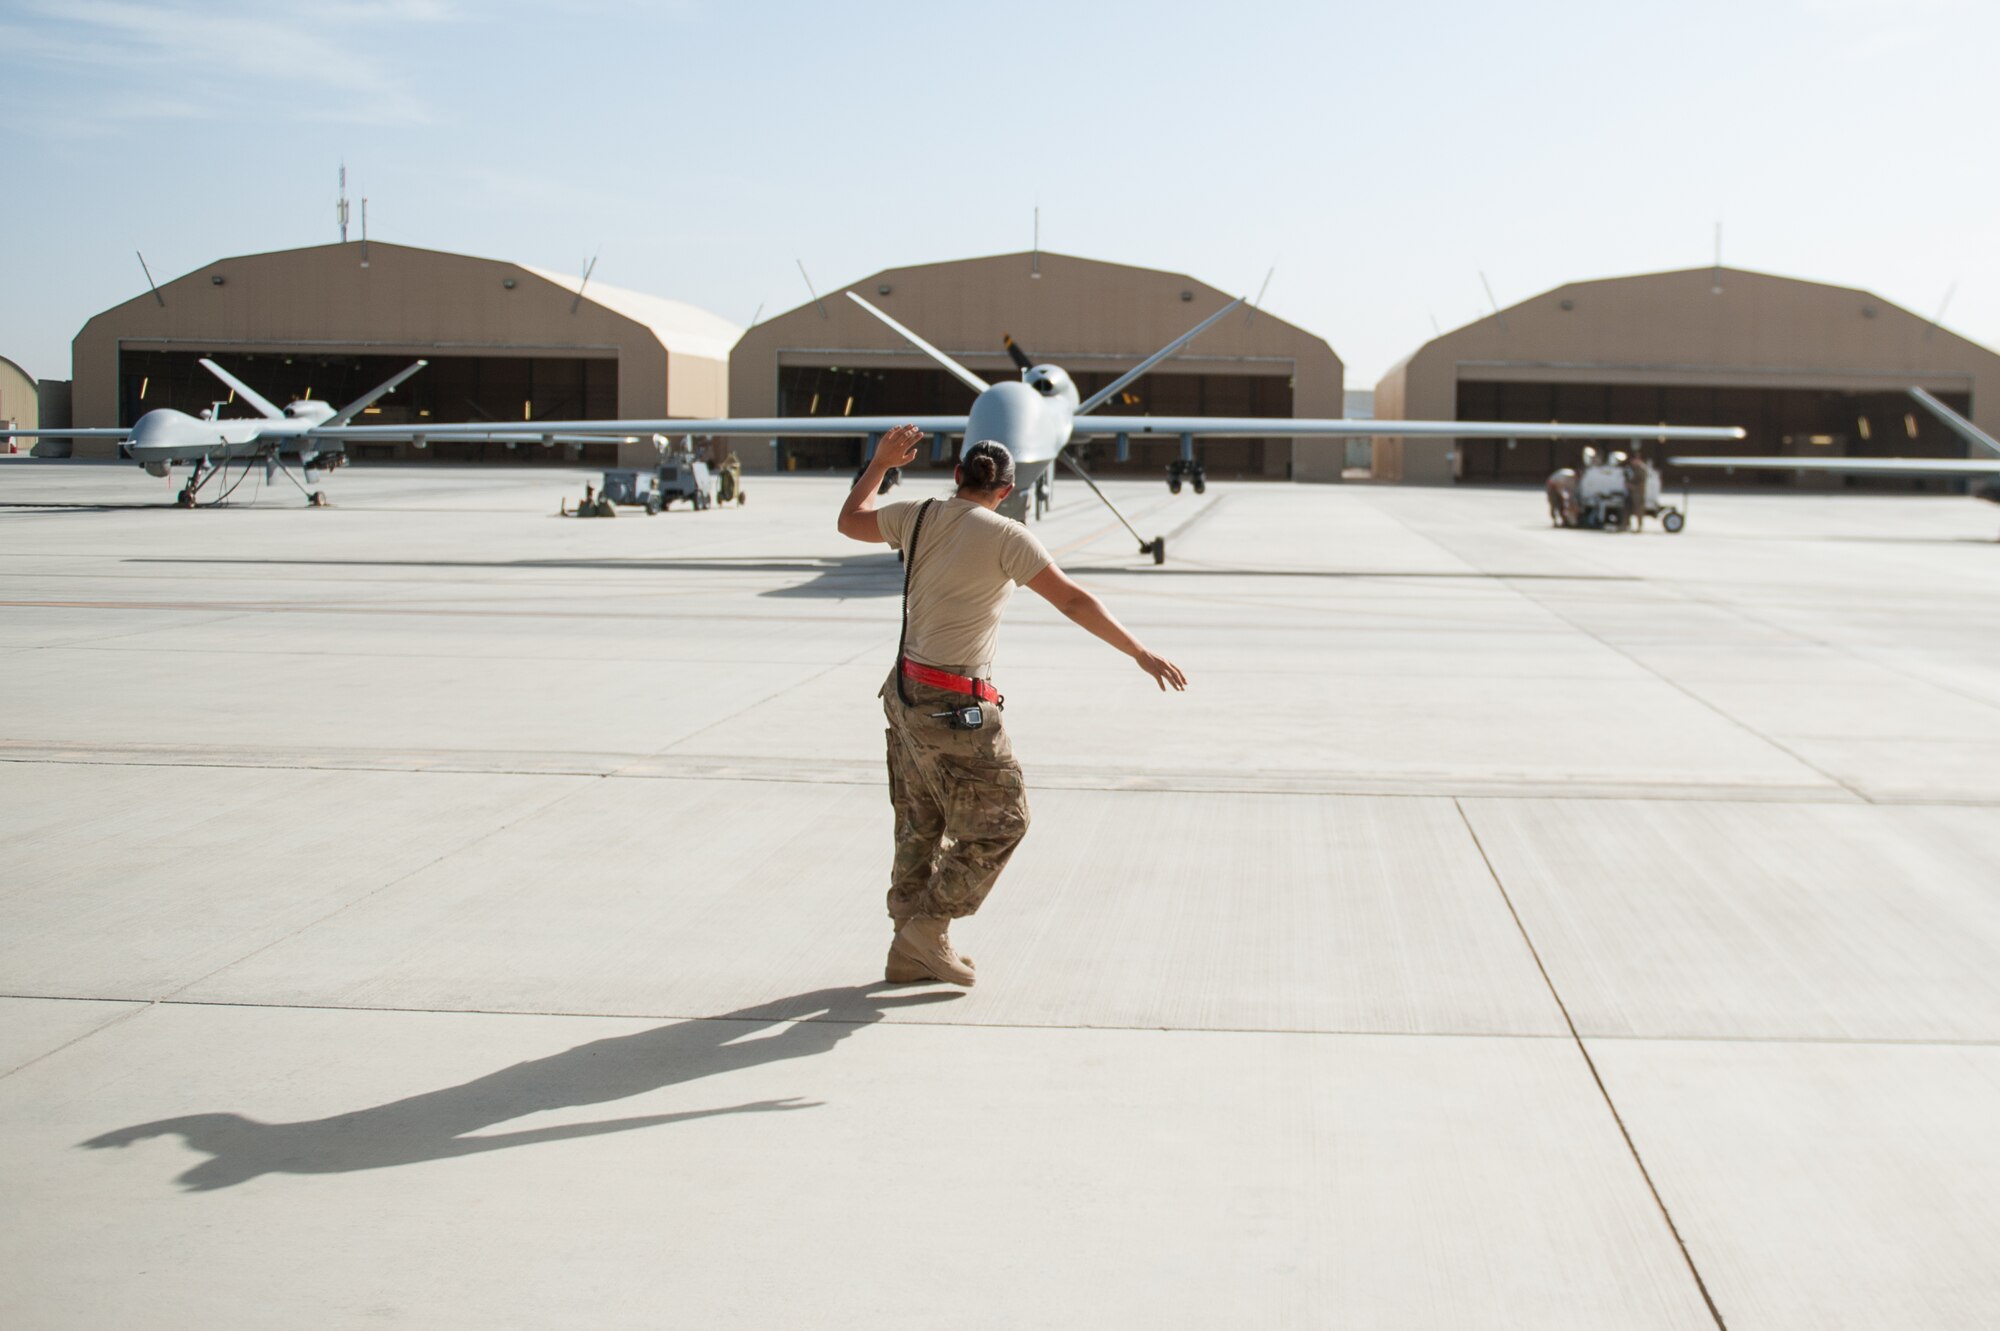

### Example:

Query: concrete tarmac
xmin=3 ymin=464 xmax=1998 ymax=1328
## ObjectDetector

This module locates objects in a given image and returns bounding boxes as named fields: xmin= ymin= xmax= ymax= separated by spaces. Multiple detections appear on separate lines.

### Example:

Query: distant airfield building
xmin=731 ymin=251 xmax=1345 ymax=480
xmin=68 ymin=241 xmax=739 ymax=466
xmin=1373 ymin=266 xmax=2000 ymax=488
xmin=0 ymin=354 xmax=36 ymax=447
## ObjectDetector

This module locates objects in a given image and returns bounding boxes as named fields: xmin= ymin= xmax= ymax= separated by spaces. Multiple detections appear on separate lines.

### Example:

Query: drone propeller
xmin=1003 ymin=334 xmax=1034 ymax=374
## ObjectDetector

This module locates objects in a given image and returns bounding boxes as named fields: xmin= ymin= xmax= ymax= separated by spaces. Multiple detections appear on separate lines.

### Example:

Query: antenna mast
xmin=571 ymin=250 xmax=600 ymax=314
xmin=337 ymin=163 xmax=350 ymax=243
xmin=1479 ymin=270 xmax=1507 ymax=332
xmin=796 ymin=259 xmax=827 ymax=319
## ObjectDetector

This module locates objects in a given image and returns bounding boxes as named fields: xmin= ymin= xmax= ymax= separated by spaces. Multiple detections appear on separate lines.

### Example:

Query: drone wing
xmin=197 ymin=359 xmax=286 ymax=420
xmin=1072 ymin=417 xmax=1746 ymax=443
xmin=1669 ymin=456 xmax=2000 ymax=477
xmin=315 ymin=415 xmax=972 ymax=441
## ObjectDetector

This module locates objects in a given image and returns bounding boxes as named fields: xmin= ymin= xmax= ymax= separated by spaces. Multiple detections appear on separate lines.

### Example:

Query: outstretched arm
xmin=1026 ymin=564 xmax=1188 ymax=692
xmin=836 ymin=425 xmax=924 ymax=543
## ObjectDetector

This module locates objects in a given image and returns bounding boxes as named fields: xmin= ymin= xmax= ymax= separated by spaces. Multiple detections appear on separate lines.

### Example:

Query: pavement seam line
xmin=1503 ymin=578 xmax=1871 ymax=804
xmin=6 ymin=990 xmax=1997 ymax=1048
xmin=3 ymin=752 xmax=1922 ymax=806
xmin=0 ymin=999 xmax=155 ymax=1083
xmin=1452 ymin=796 xmax=1732 ymax=1331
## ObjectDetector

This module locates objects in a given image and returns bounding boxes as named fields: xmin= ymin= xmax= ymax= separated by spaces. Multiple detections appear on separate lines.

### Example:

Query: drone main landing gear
xmin=1166 ymin=459 xmax=1206 ymax=496
xmin=172 ymin=453 xmax=327 ymax=508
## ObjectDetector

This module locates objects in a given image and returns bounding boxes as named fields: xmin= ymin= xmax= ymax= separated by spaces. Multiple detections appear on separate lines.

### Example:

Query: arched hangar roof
xmin=70 ymin=241 xmax=740 ymax=426
xmin=733 ymin=249 xmax=1339 ymax=398
xmin=1372 ymin=265 xmax=2000 ymax=482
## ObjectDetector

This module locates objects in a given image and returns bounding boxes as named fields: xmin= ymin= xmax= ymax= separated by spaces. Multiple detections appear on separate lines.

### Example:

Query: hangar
xmin=1372 ymin=267 xmax=2000 ymax=488
xmin=0 ymin=354 xmax=35 ymax=449
xmin=730 ymin=251 xmax=1345 ymax=480
xmin=68 ymin=241 xmax=739 ymax=466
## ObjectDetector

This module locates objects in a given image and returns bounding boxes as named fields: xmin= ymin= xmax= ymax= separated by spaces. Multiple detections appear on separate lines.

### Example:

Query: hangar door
xmin=1454 ymin=380 xmax=1975 ymax=490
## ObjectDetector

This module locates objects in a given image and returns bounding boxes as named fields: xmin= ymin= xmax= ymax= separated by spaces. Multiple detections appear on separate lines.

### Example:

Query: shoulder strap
xmin=894 ymin=499 xmax=937 ymax=706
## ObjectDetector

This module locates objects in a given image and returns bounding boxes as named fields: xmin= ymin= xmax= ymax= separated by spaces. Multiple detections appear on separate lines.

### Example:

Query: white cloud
xmin=0 ymin=0 xmax=458 ymax=132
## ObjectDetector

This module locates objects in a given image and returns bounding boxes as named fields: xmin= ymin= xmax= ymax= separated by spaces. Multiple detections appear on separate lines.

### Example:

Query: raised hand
xmin=873 ymin=424 xmax=925 ymax=471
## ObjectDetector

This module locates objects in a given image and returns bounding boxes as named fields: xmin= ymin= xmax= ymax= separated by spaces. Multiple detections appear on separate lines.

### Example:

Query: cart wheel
xmin=1662 ymin=509 xmax=1685 ymax=534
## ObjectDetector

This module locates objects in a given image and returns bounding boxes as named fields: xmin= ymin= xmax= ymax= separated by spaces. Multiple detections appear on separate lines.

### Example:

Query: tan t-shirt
xmin=879 ymin=496 xmax=1053 ymax=675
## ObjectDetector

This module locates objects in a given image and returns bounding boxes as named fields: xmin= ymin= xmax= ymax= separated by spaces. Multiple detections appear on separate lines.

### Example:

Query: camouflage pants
xmin=881 ymin=670 xmax=1032 ymax=921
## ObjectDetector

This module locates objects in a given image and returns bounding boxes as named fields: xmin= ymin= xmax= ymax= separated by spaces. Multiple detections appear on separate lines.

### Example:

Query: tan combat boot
xmin=885 ymin=917 xmax=971 ymax=983
xmin=886 ymin=916 xmax=976 ymax=986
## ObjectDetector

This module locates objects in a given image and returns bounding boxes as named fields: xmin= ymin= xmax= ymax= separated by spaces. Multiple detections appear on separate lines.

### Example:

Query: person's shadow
xmin=81 ymin=985 xmax=956 ymax=1192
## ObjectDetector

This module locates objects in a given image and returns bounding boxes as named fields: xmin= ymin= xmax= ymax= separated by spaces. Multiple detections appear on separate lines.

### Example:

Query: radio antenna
xmin=1479 ymin=269 xmax=1507 ymax=332
xmin=1246 ymin=265 xmax=1274 ymax=325
xmin=1924 ymin=280 xmax=1958 ymax=341
xmin=135 ymin=251 xmax=165 ymax=307
xmin=337 ymin=163 xmax=350 ymax=243
xmin=797 ymin=259 xmax=827 ymax=318
xmin=570 ymin=250 xmax=599 ymax=314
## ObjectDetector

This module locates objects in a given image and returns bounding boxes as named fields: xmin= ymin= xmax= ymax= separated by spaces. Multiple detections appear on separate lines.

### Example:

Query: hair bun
xmin=958 ymin=439 xmax=1017 ymax=493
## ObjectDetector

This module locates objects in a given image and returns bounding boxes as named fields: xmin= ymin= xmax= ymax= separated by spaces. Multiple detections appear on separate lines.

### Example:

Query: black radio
xmin=930 ymin=704 xmax=985 ymax=731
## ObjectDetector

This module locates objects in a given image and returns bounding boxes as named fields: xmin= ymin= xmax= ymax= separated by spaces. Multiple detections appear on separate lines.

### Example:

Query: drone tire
xmin=1151 ymin=537 xmax=1166 ymax=565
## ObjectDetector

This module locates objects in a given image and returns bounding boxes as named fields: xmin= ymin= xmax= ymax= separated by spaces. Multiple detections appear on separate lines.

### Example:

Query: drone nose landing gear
xmin=1057 ymin=451 xmax=1168 ymax=566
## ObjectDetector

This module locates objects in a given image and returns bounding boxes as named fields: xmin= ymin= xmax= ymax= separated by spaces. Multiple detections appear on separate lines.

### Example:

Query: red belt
xmin=900 ymin=658 xmax=1001 ymax=703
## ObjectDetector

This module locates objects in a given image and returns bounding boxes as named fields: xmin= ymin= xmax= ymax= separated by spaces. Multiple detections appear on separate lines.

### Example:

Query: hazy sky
xmin=2 ymin=0 xmax=1993 ymax=388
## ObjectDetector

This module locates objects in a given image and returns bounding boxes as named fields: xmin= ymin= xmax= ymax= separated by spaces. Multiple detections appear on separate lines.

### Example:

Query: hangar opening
xmin=1372 ymin=267 xmax=2000 ymax=489
xmin=735 ymin=251 xmax=1340 ymax=481
xmin=1453 ymin=381 xmax=1976 ymax=490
